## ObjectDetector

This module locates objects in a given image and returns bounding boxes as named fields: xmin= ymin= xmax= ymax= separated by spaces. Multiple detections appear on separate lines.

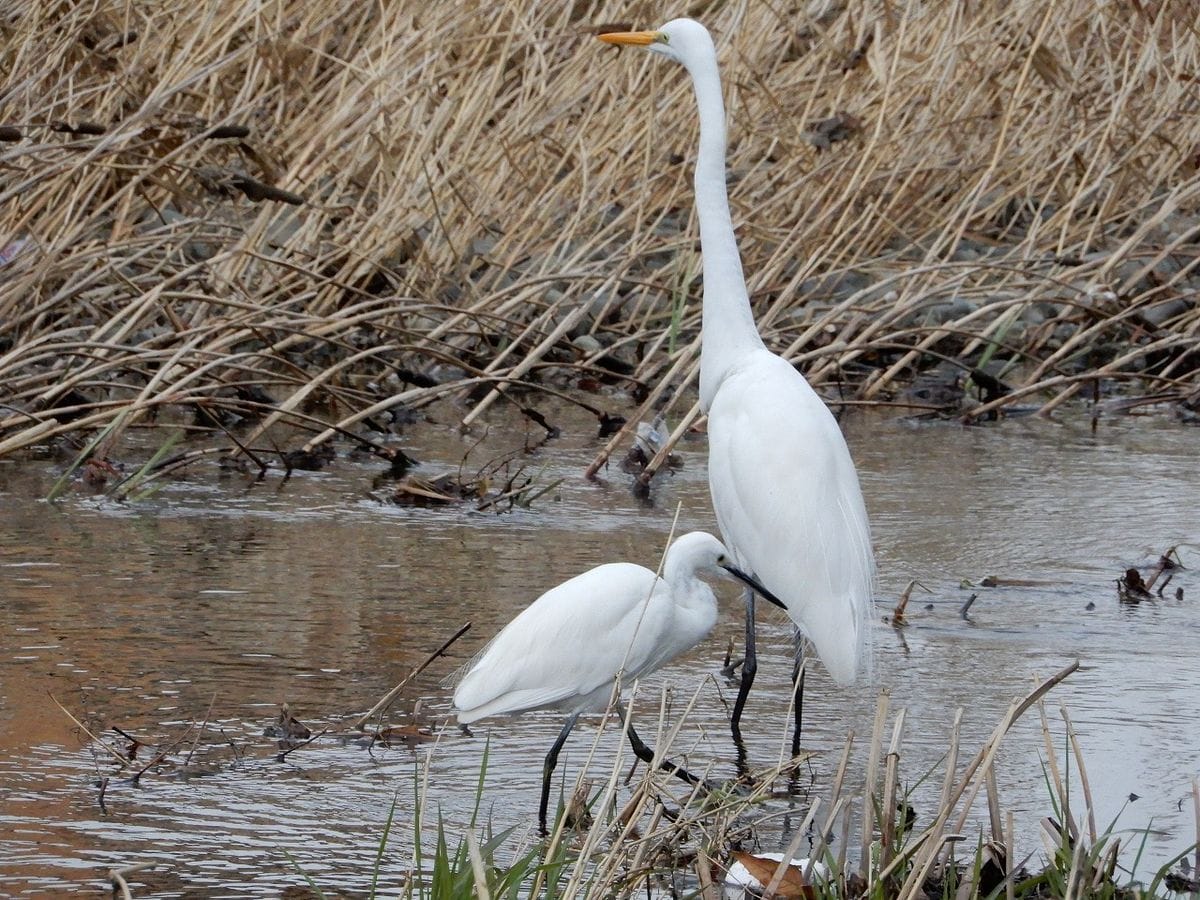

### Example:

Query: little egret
xmin=598 ymin=21 xmax=875 ymax=748
xmin=452 ymin=531 xmax=787 ymax=834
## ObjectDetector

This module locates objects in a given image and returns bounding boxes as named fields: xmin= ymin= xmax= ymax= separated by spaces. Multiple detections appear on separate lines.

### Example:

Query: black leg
xmin=790 ymin=636 xmax=806 ymax=757
xmin=617 ymin=702 xmax=702 ymax=787
xmin=539 ymin=714 xmax=579 ymax=836
xmin=730 ymin=587 xmax=757 ymax=748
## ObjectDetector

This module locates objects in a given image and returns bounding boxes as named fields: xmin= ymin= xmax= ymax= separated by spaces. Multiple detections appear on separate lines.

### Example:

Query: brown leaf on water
xmin=731 ymin=852 xmax=816 ymax=899
xmin=82 ymin=457 xmax=120 ymax=487
xmin=376 ymin=724 xmax=434 ymax=745
xmin=390 ymin=475 xmax=459 ymax=506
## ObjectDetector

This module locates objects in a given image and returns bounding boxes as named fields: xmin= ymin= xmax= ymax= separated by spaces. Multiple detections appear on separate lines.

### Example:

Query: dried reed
xmin=3 ymin=1 xmax=1200 ymax=471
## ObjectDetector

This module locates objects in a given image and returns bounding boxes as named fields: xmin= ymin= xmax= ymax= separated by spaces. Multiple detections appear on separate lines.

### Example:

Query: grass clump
xmin=351 ymin=662 xmax=1198 ymax=900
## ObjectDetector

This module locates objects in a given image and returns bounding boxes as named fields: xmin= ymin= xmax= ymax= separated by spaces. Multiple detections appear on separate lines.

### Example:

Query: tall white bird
xmin=453 ymin=531 xmax=787 ymax=834
xmin=598 ymin=21 xmax=875 ymax=748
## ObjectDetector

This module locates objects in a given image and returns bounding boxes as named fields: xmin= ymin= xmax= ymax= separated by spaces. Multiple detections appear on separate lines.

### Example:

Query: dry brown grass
xmin=3 ymin=0 xmax=1200 ymax=468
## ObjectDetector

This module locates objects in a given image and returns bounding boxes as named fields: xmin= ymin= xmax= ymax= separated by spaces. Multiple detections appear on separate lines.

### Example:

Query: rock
xmin=799 ymin=270 xmax=870 ymax=301
xmin=1140 ymin=297 xmax=1194 ymax=328
xmin=571 ymin=334 xmax=603 ymax=355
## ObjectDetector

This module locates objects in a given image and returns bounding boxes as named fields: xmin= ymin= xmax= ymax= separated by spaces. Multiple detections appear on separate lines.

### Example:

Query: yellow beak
xmin=597 ymin=30 xmax=661 ymax=47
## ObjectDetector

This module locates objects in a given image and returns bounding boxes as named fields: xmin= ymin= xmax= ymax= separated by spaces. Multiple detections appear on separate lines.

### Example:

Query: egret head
xmin=597 ymin=19 xmax=716 ymax=72
xmin=667 ymin=532 xmax=788 ymax=610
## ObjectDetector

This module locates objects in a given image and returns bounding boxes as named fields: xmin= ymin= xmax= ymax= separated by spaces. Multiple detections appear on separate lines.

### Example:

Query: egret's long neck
xmin=687 ymin=58 xmax=764 ymax=411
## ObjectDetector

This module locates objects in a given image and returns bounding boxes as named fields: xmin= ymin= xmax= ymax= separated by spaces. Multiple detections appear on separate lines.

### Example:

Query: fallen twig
xmin=352 ymin=621 xmax=471 ymax=732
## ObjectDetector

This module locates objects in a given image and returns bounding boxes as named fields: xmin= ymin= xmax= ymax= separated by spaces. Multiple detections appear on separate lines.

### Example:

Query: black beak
xmin=721 ymin=564 xmax=789 ymax=611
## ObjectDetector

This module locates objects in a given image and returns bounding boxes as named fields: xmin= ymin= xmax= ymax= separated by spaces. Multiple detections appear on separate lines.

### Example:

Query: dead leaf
xmin=1030 ymin=45 xmax=1067 ymax=89
xmin=376 ymin=724 xmax=434 ymax=745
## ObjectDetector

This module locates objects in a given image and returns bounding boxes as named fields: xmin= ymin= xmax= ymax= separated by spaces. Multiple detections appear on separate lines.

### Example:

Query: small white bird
xmin=599 ymin=20 xmax=875 ymax=749
xmin=453 ymin=531 xmax=786 ymax=834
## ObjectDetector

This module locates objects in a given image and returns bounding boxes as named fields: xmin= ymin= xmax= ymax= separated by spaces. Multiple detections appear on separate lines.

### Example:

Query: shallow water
xmin=1 ymin=402 xmax=1198 ymax=895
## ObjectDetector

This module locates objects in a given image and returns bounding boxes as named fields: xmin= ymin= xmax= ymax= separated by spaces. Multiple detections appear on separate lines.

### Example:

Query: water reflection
xmin=0 ymin=405 xmax=1197 ymax=894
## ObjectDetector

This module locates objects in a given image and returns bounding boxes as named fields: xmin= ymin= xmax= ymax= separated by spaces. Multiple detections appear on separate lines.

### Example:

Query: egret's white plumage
xmin=599 ymin=20 xmax=875 ymax=691
xmin=452 ymin=530 xmax=785 ymax=832
xmin=455 ymin=531 xmax=745 ymax=723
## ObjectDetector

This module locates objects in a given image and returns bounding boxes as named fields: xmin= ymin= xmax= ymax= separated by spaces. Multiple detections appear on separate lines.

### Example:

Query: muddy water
xmin=1 ymin=403 xmax=1197 ymax=895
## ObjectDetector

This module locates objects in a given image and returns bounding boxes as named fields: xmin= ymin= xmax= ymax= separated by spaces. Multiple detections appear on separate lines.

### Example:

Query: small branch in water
xmin=352 ymin=621 xmax=471 ymax=732
xmin=183 ymin=692 xmax=218 ymax=768
xmin=275 ymin=728 xmax=329 ymax=762
xmin=131 ymin=726 xmax=198 ymax=782
xmin=959 ymin=593 xmax=978 ymax=619
xmin=720 ymin=636 xmax=743 ymax=678
xmin=109 ymin=862 xmax=159 ymax=900
xmin=1144 ymin=545 xmax=1181 ymax=593
xmin=49 ymin=693 xmax=134 ymax=770
xmin=890 ymin=580 xmax=931 ymax=627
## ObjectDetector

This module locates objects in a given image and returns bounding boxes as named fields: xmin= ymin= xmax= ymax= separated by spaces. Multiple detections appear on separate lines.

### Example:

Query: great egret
xmin=598 ymin=21 xmax=875 ymax=747
xmin=453 ymin=531 xmax=787 ymax=834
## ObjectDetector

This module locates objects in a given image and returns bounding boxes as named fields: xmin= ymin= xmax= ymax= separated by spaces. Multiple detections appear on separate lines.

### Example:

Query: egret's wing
xmin=707 ymin=352 xmax=874 ymax=684
xmin=452 ymin=562 xmax=660 ymax=722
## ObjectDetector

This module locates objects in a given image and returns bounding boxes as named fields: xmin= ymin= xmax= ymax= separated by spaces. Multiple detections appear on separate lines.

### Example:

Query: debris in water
xmin=1165 ymin=870 xmax=1200 ymax=893
xmin=1118 ymin=547 xmax=1185 ymax=602
xmin=280 ymin=445 xmax=335 ymax=472
xmin=1118 ymin=568 xmax=1152 ymax=602
xmin=390 ymin=474 xmax=461 ymax=506
xmin=387 ymin=458 xmax=559 ymax=513
xmin=725 ymin=851 xmax=827 ymax=897
xmin=383 ymin=448 xmax=418 ymax=478
xmin=82 ymin=457 xmax=121 ymax=489
xmin=620 ymin=414 xmax=679 ymax=475
xmin=598 ymin=411 xmax=626 ymax=438
xmin=887 ymin=579 xmax=930 ymax=627
xmin=978 ymin=575 xmax=1065 ymax=588
xmin=263 ymin=703 xmax=311 ymax=742
xmin=374 ymin=724 xmax=434 ymax=747
xmin=520 ymin=406 xmax=560 ymax=440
